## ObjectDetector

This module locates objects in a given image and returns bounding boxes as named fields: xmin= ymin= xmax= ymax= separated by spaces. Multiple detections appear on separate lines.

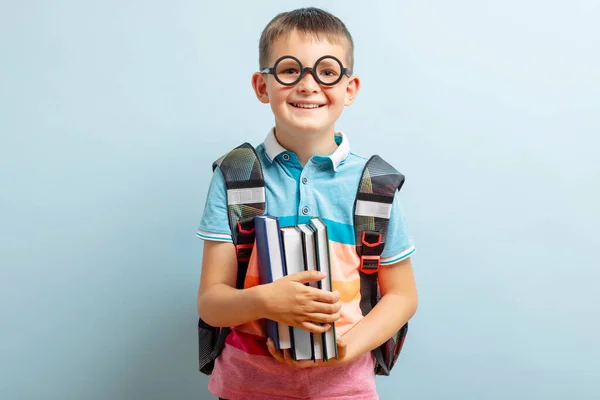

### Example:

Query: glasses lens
xmin=275 ymin=57 xmax=302 ymax=85
xmin=315 ymin=57 xmax=342 ymax=85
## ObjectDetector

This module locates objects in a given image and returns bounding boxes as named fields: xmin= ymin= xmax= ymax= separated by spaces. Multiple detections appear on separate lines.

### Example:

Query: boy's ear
xmin=251 ymin=72 xmax=270 ymax=104
xmin=344 ymin=75 xmax=360 ymax=106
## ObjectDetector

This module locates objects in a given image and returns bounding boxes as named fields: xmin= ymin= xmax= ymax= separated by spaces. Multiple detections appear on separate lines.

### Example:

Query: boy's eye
xmin=320 ymin=69 xmax=338 ymax=76
xmin=281 ymin=68 xmax=300 ymax=75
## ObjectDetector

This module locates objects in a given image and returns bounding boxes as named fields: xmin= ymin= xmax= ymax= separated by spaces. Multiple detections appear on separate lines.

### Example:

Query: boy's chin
xmin=285 ymin=120 xmax=333 ymax=135
xmin=287 ymin=127 xmax=330 ymax=138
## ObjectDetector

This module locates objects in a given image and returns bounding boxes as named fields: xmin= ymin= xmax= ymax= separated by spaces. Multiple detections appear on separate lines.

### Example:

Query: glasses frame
xmin=260 ymin=55 xmax=350 ymax=87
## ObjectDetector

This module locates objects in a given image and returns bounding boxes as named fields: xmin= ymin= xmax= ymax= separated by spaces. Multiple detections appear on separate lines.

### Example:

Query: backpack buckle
xmin=360 ymin=255 xmax=380 ymax=274
xmin=361 ymin=231 xmax=382 ymax=247
xmin=359 ymin=231 xmax=382 ymax=274
xmin=235 ymin=218 xmax=256 ymax=262
xmin=235 ymin=244 xmax=253 ymax=262
xmin=237 ymin=220 xmax=255 ymax=235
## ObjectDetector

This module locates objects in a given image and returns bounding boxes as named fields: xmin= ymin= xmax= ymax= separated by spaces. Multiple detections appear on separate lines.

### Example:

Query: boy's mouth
xmin=289 ymin=103 xmax=326 ymax=109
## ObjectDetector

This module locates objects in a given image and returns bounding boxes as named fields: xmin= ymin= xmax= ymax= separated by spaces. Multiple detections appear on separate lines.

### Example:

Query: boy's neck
xmin=273 ymin=126 xmax=339 ymax=166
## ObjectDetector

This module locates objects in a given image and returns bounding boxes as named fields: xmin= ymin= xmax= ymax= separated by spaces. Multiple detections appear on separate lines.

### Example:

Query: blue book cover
xmin=254 ymin=215 xmax=291 ymax=350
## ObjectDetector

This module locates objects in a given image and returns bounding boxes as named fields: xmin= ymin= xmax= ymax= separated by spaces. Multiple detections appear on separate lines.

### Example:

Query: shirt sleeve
xmin=195 ymin=166 xmax=233 ymax=242
xmin=380 ymin=191 xmax=416 ymax=265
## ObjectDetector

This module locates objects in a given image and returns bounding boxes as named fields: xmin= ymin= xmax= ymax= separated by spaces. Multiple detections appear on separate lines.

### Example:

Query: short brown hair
xmin=258 ymin=7 xmax=355 ymax=74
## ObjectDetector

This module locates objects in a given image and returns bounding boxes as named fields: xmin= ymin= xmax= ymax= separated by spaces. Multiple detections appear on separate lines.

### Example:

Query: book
xmin=309 ymin=217 xmax=338 ymax=361
xmin=297 ymin=223 xmax=324 ymax=361
xmin=254 ymin=215 xmax=292 ymax=350
xmin=280 ymin=226 xmax=313 ymax=361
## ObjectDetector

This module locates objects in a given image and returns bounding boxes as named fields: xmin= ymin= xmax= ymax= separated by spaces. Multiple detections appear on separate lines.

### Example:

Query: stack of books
xmin=254 ymin=216 xmax=338 ymax=361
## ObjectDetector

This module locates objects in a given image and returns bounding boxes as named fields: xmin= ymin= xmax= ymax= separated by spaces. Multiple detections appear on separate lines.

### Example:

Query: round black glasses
xmin=260 ymin=55 xmax=350 ymax=86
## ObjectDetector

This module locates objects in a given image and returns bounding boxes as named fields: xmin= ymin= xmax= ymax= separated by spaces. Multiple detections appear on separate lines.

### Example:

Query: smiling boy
xmin=196 ymin=7 xmax=418 ymax=400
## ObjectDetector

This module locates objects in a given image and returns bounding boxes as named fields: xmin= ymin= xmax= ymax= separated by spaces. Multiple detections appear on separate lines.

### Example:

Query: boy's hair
xmin=259 ymin=7 xmax=355 ymax=75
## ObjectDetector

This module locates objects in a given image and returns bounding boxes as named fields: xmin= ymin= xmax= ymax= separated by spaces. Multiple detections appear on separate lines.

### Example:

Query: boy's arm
xmin=266 ymin=256 xmax=417 ymax=368
xmin=197 ymin=240 xmax=267 ymax=327
xmin=341 ymin=256 xmax=418 ymax=362
xmin=197 ymin=240 xmax=341 ymax=330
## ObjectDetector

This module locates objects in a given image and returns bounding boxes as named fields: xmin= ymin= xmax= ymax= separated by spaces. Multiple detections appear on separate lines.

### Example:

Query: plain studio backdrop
xmin=1 ymin=0 xmax=598 ymax=399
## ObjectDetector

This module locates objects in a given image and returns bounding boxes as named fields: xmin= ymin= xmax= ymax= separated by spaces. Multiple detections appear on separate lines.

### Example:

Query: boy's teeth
xmin=293 ymin=103 xmax=321 ymax=109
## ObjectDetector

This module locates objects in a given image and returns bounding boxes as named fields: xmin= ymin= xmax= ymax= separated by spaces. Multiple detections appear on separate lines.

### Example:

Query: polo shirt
xmin=196 ymin=128 xmax=416 ymax=400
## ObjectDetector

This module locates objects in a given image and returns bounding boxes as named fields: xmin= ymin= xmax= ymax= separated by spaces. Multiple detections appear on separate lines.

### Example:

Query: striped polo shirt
xmin=196 ymin=128 xmax=415 ymax=400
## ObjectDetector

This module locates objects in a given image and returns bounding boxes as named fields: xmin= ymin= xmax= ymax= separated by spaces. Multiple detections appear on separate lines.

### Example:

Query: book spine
xmin=254 ymin=217 xmax=280 ymax=349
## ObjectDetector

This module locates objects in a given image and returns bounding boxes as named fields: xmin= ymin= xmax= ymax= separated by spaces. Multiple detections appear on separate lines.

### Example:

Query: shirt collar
xmin=263 ymin=127 xmax=350 ymax=172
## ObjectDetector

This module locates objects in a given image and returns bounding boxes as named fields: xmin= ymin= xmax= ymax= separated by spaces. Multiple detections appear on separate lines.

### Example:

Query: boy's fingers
xmin=307 ymin=287 xmax=339 ymax=303
xmin=294 ymin=359 xmax=316 ymax=368
xmin=267 ymin=339 xmax=286 ymax=363
xmin=309 ymin=300 xmax=342 ymax=315
xmin=307 ymin=312 xmax=340 ymax=324
xmin=301 ymin=322 xmax=332 ymax=333
xmin=288 ymin=270 xmax=326 ymax=284
xmin=282 ymin=349 xmax=299 ymax=368
xmin=282 ymin=350 xmax=316 ymax=369
xmin=336 ymin=336 xmax=347 ymax=358
xmin=337 ymin=345 xmax=346 ymax=359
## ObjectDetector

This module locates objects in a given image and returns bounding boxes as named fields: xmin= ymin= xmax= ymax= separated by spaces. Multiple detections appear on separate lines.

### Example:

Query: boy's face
xmin=252 ymin=30 xmax=360 ymax=138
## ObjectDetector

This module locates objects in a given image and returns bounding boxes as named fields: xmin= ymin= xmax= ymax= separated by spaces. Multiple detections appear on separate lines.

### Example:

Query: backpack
xmin=198 ymin=142 xmax=409 ymax=376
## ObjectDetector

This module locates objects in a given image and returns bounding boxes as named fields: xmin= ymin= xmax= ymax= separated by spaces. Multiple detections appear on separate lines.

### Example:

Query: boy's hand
xmin=266 ymin=335 xmax=352 ymax=368
xmin=261 ymin=270 xmax=341 ymax=334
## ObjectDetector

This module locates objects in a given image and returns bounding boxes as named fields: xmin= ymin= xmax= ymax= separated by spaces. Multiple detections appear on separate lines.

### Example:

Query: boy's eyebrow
xmin=268 ymin=54 xmax=348 ymax=62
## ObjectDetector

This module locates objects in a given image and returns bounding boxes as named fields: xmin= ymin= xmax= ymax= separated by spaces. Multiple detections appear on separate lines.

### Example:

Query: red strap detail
xmin=361 ymin=231 xmax=382 ymax=247
xmin=235 ymin=243 xmax=253 ymax=262
xmin=359 ymin=255 xmax=380 ymax=274
xmin=237 ymin=221 xmax=255 ymax=235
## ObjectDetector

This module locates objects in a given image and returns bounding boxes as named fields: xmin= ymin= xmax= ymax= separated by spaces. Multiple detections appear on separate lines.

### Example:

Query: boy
xmin=196 ymin=7 xmax=418 ymax=400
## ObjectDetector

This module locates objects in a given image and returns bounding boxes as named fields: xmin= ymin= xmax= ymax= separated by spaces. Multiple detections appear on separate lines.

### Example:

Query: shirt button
xmin=301 ymin=177 xmax=308 ymax=184
xmin=282 ymin=153 xmax=290 ymax=161
xmin=302 ymin=207 xmax=309 ymax=215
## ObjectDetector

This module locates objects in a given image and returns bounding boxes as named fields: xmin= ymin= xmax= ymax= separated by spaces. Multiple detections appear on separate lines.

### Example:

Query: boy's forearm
xmin=198 ymin=284 xmax=267 ymax=327
xmin=342 ymin=292 xmax=417 ymax=362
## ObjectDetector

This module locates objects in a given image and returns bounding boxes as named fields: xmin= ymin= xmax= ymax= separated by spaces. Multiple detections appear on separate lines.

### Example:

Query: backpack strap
xmin=213 ymin=142 xmax=266 ymax=287
xmin=198 ymin=143 xmax=265 ymax=375
xmin=353 ymin=155 xmax=405 ymax=375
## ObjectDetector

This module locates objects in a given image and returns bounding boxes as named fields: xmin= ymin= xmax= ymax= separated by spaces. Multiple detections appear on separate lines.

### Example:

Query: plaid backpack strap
xmin=198 ymin=142 xmax=265 ymax=375
xmin=353 ymin=155 xmax=407 ymax=376
xmin=212 ymin=142 xmax=266 ymax=286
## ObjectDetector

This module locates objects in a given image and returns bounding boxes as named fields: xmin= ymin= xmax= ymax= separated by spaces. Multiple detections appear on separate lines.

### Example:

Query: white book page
xmin=282 ymin=228 xmax=312 ymax=360
xmin=312 ymin=219 xmax=337 ymax=360
xmin=298 ymin=224 xmax=323 ymax=360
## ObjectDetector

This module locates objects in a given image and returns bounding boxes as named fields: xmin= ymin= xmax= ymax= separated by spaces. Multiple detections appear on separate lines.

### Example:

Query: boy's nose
xmin=296 ymin=70 xmax=321 ymax=93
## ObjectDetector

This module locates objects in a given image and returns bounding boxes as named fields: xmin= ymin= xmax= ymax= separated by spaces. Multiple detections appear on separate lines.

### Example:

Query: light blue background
xmin=1 ymin=1 xmax=598 ymax=399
